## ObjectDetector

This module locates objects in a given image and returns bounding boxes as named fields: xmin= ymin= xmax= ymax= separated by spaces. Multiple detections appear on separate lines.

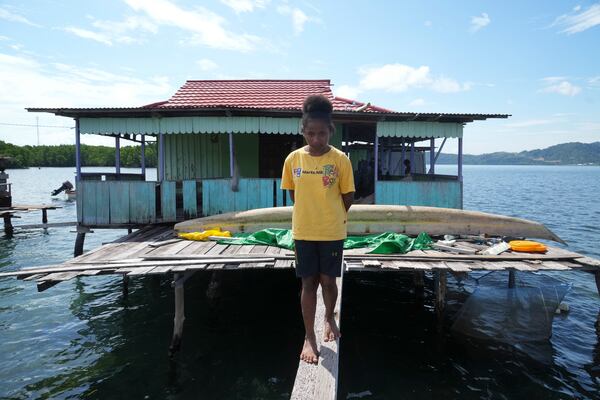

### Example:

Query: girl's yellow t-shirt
xmin=281 ymin=146 xmax=355 ymax=241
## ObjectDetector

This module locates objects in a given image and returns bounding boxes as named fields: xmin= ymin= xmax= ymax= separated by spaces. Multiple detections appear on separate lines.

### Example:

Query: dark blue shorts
xmin=294 ymin=240 xmax=344 ymax=278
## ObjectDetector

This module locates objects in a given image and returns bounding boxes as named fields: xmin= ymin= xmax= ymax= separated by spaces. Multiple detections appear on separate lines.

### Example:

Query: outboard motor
xmin=51 ymin=180 xmax=74 ymax=196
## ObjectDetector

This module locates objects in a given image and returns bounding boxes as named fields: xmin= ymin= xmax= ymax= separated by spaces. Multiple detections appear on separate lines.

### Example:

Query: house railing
xmin=77 ymin=176 xmax=462 ymax=227
xmin=76 ymin=178 xmax=290 ymax=226
xmin=375 ymin=180 xmax=462 ymax=209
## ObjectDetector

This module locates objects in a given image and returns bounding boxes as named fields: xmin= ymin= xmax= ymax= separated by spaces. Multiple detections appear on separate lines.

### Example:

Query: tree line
xmin=0 ymin=140 xmax=158 ymax=168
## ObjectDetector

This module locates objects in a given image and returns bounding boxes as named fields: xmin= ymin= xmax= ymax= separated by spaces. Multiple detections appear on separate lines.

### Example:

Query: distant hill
xmin=437 ymin=142 xmax=600 ymax=165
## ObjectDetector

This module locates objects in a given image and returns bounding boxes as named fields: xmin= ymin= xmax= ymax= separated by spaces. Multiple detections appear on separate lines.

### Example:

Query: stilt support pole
xmin=434 ymin=270 xmax=447 ymax=317
xmin=74 ymin=232 xmax=86 ymax=257
xmin=508 ymin=270 xmax=516 ymax=288
xmin=595 ymin=270 xmax=600 ymax=297
xmin=413 ymin=270 xmax=425 ymax=299
xmin=169 ymin=272 xmax=194 ymax=358
xmin=122 ymin=275 xmax=129 ymax=299
xmin=42 ymin=209 xmax=48 ymax=224
xmin=3 ymin=215 xmax=13 ymax=236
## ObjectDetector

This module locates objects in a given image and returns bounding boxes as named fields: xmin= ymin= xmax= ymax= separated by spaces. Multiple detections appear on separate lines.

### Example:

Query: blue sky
xmin=0 ymin=0 xmax=599 ymax=154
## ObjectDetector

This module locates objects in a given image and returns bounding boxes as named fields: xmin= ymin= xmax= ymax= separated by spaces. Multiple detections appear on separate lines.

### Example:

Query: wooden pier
xmin=1 ymin=204 xmax=61 ymax=234
xmin=1 ymin=225 xmax=600 ymax=399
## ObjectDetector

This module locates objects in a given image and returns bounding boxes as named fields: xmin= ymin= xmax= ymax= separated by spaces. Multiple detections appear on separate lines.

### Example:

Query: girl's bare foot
xmin=300 ymin=335 xmax=319 ymax=364
xmin=324 ymin=317 xmax=341 ymax=342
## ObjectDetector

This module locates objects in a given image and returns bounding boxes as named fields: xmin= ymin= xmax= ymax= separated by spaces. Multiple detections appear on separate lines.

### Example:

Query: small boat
xmin=51 ymin=180 xmax=75 ymax=201
xmin=65 ymin=189 xmax=76 ymax=201
xmin=175 ymin=205 xmax=565 ymax=244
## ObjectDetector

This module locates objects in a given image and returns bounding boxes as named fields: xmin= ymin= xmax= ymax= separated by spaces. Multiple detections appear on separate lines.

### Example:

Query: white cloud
xmin=0 ymin=35 xmax=9 ymax=41
xmin=574 ymin=5 xmax=582 ymax=12
xmin=541 ymin=80 xmax=582 ymax=96
xmin=197 ymin=58 xmax=218 ymax=71
xmin=220 ymin=0 xmax=269 ymax=13
xmin=359 ymin=64 xmax=430 ymax=92
xmin=277 ymin=5 xmax=314 ymax=35
xmin=542 ymin=76 xmax=568 ymax=83
xmin=589 ymin=76 xmax=600 ymax=86
xmin=356 ymin=63 xmax=471 ymax=94
xmin=125 ymin=0 xmax=262 ymax=51
xmin=409 ymin=98 xmax=426 ymax=107
xmin=505 ymin=119 xmax=554 ymax=128
xmin=470 ymin=12 xmax=490 ymax=32
xmin=431 ymin=77 xmax=472 ymax=93
xmin=553 ymin=3 xmax=600 ymax=34
xmin=63 ymin=16 xmax=157 ymax=46
xmin=0 ymin=6 xmax=41 ymax=27
xmin=63 ymin=27 xmax=113 ymax=46
xmin=0 ymin=52 xmax=173 ymax=145
xmin=334 ymin=85 xmax=361 ymax=99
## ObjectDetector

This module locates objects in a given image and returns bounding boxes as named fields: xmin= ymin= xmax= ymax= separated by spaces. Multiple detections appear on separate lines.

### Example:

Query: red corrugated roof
xmin=149 ymin=79 xmax=392 ymax=113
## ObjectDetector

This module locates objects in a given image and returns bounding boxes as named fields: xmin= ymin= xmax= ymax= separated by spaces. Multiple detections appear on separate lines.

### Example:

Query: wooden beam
xmin=291 ymin=273 xmax=343 ymax=400
xmin=434 ymin=270 xmax=447 ymax=317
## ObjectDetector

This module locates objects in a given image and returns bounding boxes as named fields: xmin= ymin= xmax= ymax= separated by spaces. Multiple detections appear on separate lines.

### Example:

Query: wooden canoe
xmin=174 ymin=205 xmax=566 ymax=244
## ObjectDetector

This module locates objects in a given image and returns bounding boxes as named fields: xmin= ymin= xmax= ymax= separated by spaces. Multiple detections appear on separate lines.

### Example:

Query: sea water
xmin=0 ymin=166 xmax=598 ymax=399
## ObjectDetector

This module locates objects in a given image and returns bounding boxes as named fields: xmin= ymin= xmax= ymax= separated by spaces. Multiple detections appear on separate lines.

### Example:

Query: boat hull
xmin=174 ymin=205 xmax=566 ymax=244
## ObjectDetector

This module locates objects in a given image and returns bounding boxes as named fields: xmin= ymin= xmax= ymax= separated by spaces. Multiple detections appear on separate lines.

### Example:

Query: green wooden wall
xmin=164 ymin=134 xmax=260 ymax=181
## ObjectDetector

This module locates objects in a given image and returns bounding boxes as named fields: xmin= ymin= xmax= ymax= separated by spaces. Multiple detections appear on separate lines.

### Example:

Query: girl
xmin=281 ymin=95 xmax=355 ymax=364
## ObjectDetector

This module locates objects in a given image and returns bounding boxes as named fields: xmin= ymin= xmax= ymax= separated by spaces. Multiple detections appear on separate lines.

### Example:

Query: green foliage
xmin=0 ymin=140 xmax=157 ymax=168
xmin=437 ymin=141 xmax=600 ymax=165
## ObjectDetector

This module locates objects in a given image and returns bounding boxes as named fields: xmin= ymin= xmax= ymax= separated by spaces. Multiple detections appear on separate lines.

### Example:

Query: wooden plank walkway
xmin=1 ymin=225 xmax=599 ymax=288
xmin=291 ymin=275 xmax=343 ymax=400
xmin=1 ymin=225 xmax=600 ymax=400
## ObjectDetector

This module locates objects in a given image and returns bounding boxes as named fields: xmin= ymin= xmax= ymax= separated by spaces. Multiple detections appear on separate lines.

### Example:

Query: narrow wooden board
xmin=146 ymin=265 xmax=174 ymax=275
xmin=127 ymin=266 xmax=158 ymax=276
xmin=291 ymin=276 xmax=342 ymax=400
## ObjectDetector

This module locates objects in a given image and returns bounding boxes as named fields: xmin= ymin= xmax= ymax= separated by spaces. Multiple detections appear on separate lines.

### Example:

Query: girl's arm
xmin=342 ymin=192 xmax=354 ymax=212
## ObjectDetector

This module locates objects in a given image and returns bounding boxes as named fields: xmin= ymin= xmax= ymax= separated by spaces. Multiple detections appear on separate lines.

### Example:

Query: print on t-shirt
xmin=322 ymin=164 xmax=338 ymax=188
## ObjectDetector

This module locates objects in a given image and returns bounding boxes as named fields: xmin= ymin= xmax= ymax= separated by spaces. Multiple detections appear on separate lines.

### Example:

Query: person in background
xmin=403 ymin=159 xmax=411 ymax=176
xmin=281 ymin=95 xmax=355 ymax=364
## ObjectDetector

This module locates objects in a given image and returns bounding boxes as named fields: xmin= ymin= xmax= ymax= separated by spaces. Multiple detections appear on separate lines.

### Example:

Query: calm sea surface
xmin=0 ymin=166 xmax=599 ymax=399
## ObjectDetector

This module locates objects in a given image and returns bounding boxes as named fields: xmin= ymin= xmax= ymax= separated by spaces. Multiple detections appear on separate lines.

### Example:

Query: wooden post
xmin=374 ymin=134 xmax=378 ymax=203
xmin=410 ymin=141 xmax=415 ymax=173
xmin=3 ymin=215 xmax=13 ymax=236
xmin=429 ymin=138 xmax=435 ymax=174
xmin=140 ymin=135 xmax=146 ymax=179
xmin=413 ymin=270 xmax=425 ymax=299
xmin=42 ymin=209 xmax=48 ymax=224
xmin=169 ymin=272 xmax=193 ymax=357
xmin=75 ymin=118 xmax=81 ymax=181
xmin=122 ymin=275 xmax=129 ymax=299
xmin=434 ymin=270 xmax=447 ymax=317
xmin=115 ymin=136 xmax=121 ymax=176
xmin=229 ymin=132 xmax=234 ymax=178
xmin=74 ymin=232 xmax=85 ymax=257
xmin=400 ymin=141 xmax=405 ymax=176
xmin=594 ymin=270 xmax=600 ymax=297
xmin=458 ymin=137 xmax=463 ymax=209
xmin=158 ymin=132 xmax=164 ymax=182
xmin=508 ymin=269 xmax=516 ymax=288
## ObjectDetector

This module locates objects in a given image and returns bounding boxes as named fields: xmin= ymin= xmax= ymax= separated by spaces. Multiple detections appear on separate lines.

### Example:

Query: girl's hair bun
xmin=302 ymin=95 xmax=333 ymax=114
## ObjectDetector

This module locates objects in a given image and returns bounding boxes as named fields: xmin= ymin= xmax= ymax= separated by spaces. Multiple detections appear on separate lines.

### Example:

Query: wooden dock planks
xmin=291 ymin=275 xmax=343 ymax=400
xmin=3 ymin=224 xmax=599 ymax=294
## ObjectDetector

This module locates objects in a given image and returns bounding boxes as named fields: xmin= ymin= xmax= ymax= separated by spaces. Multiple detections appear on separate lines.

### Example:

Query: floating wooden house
xmin=29 ymin=79 xmax=508 ymax=248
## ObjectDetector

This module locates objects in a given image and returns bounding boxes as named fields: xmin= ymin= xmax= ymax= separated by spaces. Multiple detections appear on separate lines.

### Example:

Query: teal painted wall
xmin=164 ymin=134 xmax=230 ymax=180
xmin=79 ymin=181 xmax=157 ymax=225
xmin=202 ymin=178 xmax=286 ymax=215
xmin=375 ymin=181 xmax=462 ymax=209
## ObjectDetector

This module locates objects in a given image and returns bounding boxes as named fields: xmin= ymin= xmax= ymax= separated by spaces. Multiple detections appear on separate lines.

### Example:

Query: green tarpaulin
xmin=217 ymin=229 xmax=433 ymax=254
